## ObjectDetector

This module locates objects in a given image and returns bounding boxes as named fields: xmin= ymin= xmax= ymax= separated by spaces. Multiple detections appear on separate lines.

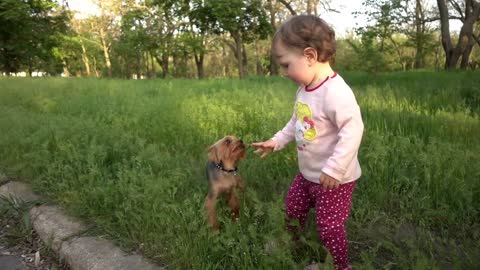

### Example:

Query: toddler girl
xmin=252 ymin=15 xmax=364 ymax=270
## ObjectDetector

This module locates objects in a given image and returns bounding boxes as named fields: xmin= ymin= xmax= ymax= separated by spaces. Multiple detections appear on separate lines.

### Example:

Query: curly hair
xmin=273 ymin=15 xmax=336 ymax=63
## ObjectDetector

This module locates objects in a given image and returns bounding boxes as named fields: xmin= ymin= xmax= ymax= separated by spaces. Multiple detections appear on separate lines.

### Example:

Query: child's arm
xmin=271 ymin=111 xmax=296 ymax=151
xmin=252 ymin=111 xmax=296 ymax=158
xmin=322 ymin=86 xmax=364 ymax=182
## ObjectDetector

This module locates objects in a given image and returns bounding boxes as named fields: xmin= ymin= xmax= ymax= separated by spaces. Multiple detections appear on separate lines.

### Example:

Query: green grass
xmin=0 ymin=71 xmax=479 ymax=269
xmin=0 ymin=196 xmax=35 ymax=247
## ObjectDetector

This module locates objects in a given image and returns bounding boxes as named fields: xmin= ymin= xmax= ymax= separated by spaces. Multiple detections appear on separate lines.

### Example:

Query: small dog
xmin=205 ymin=135 xmax=246 ymax=231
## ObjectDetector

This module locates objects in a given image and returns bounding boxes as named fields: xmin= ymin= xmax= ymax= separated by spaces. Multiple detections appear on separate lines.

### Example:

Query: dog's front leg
xmin=227 ymin=191 xmax=240 ymax=221
xmin=205 ymin=193 xmax=220 ymax=231
xmin=237 ymin=176 xmax=245 ymax=192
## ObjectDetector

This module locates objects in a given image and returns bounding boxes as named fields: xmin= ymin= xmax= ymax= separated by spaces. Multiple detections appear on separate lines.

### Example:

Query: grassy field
xmin=0 ymin=72 xmax=479 ymax=269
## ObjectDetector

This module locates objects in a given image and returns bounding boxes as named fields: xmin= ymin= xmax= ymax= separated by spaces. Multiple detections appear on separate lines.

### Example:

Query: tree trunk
xmin=62 ymin=63 xmax=70 ymax=77
xmin=182 ymin=51 xmax=188 ymax=77
xmin=172 ymin=51 xmax=187 ymax=78
xmin=307 ymin=0 xmax=319 ymax=15
xmin=460 ymin=36 xmax=475 ymax=69
xmin=154 ymin=53 xmax=169 ymax=78
xmin=255 ymin=41 xmax=263 ymax=76
xmin=162 ymin=53 xmax=169 ymax=78
xmin=154 ymin=54 xmax=168 ymax=78
xmin=143 ymin=52 xmax=150 ymax=78
xmin=80 ymin=43 xmax=91 ymax=77
xmin=92 ymin=56 xmax=99 ymax=78
xmin=389 ymin=37 xmax=406 ymax=71
xmin=194 ymin=52 xmax=205 ymax=79
xmin=269 ymin=0 xmax=279 ymax=76
xmin=122 ymin=56 xmax=129 ymax=79
xmin=414 ymin=0 xmax=425 ymax=69
xmin=307 ymin=0 xmax=314 ymax=14
xmin=278 ymin=0 xmax=297 ymax=15
xmin=173 ymin=54 xmax=179 ymax=77
xmin=242 ymin=43 xmax=248 ymax=77
xmin=434 ymin=39 xmax=441 ymax=71
xmin=150 ymin=53 xmax=156 ymax=78
xmin=136 ymin=53 xmax=141 ymax=79
xmin=222 ymin=43 xmax=229 ymax=77
xmin=99 ymin=27 xmax=112 ymax=77
xmin=437 ymin=0 xmax=453 ymax=68
xmin=231 ymin=31 xmax=245 ymax=79
xmin=451 ymin=2 xmax=480 ymax=68
xmin=437 ymin=0 xmax=480 ymax=69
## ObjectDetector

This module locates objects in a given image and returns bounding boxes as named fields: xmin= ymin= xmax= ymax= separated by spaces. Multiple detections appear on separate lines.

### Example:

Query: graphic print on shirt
xmin=295 ymin=102 xmax=317 ymax=151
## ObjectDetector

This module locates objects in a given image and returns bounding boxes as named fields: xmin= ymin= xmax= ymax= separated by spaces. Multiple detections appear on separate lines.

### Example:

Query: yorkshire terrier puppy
xmin=205 ymin=135 xmax=246 ymax=231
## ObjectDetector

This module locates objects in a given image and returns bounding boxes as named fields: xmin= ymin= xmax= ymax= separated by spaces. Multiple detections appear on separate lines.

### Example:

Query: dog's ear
xmin=238 ymin=150 xmax=246 ymax=161
xmin=207 ymin=144 xmax=220 ymax=164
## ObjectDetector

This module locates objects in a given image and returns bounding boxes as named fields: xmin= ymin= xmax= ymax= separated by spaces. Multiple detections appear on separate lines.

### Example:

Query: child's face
xmin=273 ymin=41 xmax=313 ymax=86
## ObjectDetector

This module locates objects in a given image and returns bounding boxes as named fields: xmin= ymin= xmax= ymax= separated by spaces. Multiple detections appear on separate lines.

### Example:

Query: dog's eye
xmin=225 ymin=139 xmax=231 ymax=145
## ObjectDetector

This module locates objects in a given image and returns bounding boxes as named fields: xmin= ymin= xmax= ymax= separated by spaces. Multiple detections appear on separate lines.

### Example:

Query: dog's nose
xmin=239 ymin=139 xmax=244 ymax=144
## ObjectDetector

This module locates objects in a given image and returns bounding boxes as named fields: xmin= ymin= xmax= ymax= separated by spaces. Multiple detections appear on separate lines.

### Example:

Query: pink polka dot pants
xmin=285 ymin=173 xmax=356 ymax=270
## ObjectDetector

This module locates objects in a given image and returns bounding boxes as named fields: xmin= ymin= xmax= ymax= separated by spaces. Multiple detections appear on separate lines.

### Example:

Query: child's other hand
xmin=319 ymin=173 xmax=340 ymax=190
xmin=251 ymin=140 xmax=276 ymax=158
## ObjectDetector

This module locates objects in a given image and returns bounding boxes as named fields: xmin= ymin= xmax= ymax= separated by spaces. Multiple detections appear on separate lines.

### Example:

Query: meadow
xmin=0 ymin=71 xmax=479 ymax=269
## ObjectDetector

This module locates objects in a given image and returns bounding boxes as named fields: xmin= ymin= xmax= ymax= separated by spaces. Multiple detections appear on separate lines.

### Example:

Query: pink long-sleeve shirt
xmin=272 ymin=73 xmax=364 ymax=184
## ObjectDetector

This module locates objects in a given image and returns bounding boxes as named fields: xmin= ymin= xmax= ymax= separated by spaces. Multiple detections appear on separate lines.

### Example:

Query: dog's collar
xmin=214 ymin=162 xmax=238 ymax=176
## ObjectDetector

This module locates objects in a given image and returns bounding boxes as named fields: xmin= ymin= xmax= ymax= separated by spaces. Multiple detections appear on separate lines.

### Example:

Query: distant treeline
xmin=1 ymin=0 xmax=479 ymax=78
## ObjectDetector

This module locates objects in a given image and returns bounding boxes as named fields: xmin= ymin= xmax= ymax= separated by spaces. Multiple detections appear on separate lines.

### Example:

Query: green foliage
xmin=0 ymin=0 xmax=69 ymax=74
xmin=0 ymin=72 xmax=479 ymax=268
xmin=350 ymin=0 xmax=441 ymax=72
xmin=204 ymin=0 xmax=272 ymax=40
xmin=0 ymin=0 xmax=477 ymax=78
xmin=0 ymin=196 xmax=36 ymax=247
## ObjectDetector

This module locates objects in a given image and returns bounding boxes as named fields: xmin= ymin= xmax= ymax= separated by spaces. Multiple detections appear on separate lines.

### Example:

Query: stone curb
xmin=0 ymin=181 xmax=40 ymax=202
xmin=0 ymin=181 xmax=165 ymax=270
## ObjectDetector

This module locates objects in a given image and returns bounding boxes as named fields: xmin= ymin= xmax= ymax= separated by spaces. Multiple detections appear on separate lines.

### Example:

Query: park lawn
xmin=0 ymin=71 xmax=479 ymax=269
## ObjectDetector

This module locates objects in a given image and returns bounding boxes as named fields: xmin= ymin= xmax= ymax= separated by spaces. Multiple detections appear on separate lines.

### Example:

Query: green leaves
xmin=0 ymin=0 xmax=69 ymax=74
xmin=204 ymin=0 xmax=272 ymax=40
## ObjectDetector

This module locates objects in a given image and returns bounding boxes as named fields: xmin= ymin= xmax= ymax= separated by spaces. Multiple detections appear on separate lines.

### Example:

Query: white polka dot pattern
xmin=285 ymin=173 xmax=355 ymax=270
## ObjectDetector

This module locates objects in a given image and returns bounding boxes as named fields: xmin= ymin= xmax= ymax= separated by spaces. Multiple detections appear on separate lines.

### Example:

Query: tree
xmin=392 ymin=0 xmax=437 ymax=69
xmin=352 ymin=0 xmax=439 ymax=71
xmin=353 ymin=0 xmax=405 ymax=71
xmin=276 ymin=0 xmax=334 ymax=16
xmin=140 ymin=0 xmax=185 ymax=78
xmin=437 ymin=0 xmax=480 ymax=69
xmin=188 ymin=0 xmax=217 ymax=78
xmin=205 ymin=0 xmax=271 ymax=78
xmin=0 ymin=0 xmax=68 ymax=75
xmin=116 ymin=7 xmax=151 ymax=78
xmin=414 ymin=0 xmax=428 ymax=68
xmin=69 ymin=17 xmax=103 ymax=77
xmin=89 ymin=0 xmax=123 ymax=77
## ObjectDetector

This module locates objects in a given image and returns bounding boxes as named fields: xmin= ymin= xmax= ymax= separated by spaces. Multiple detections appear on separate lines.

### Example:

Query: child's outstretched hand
xmin=251 ymin=140 xmax=276 ymax=158
xmin=320 ymin=173 xmax=340 ymax=190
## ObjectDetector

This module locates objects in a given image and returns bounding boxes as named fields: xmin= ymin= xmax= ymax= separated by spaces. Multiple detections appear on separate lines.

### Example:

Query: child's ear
xmin=303 ymin=47 xmax=318 ymax=64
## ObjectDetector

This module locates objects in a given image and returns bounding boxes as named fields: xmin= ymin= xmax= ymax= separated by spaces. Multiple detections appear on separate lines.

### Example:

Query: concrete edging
xmin=0 ymin=181 xmax=164 ymax=270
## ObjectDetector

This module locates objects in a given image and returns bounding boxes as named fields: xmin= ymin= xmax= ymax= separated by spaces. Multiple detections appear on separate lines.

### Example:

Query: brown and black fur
xmin=205 ymin=136 xmax=246 ymax=231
